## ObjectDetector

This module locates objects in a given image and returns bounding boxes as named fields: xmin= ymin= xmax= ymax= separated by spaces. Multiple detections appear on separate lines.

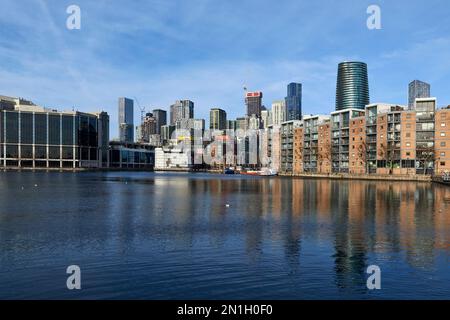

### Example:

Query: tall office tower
xmin=170 ymin=100 xmax=194 ymax=125
xmin=209 ymin=108 xmax=227 ymax=130
xmin=152 ymin=109 xmax=167 ymax=135
xmin=335 ymin=62 xmax=370 ymax=111
xmin=408 ymin=80 xmax=430 ymax=110
xmin=261 ymin=109 xmax=272 ymax=129
xmin=246 ymin=92 xmax=263 ymax=117
xmin=118 ymin=97 xmax=134 ymax=142
xmin=227 ymin=120 xmax=237 ymax=131
xmin=272 ymin=100 xmax=286 ymax=126
xmin=285 ymin=82 xmax=302 ymax=120
xmin=139 ymin=112 xmax=157 ymax=143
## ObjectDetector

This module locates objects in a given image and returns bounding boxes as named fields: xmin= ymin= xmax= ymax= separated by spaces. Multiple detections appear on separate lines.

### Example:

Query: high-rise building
xmin=335 ymin=62 xmax=370 ymax=111
xmin=209 ymin=108 xmax=227 ymax=130
xmin=170 ymin=100 xmax=194 ymax=125
xmin=246 ymin=92 xmax=263 ymax=117
xmin=118 ymin=97 xmax=134 ymax=142
xmin=408 ymin=80 xmax=430 ymax=110
xmin=285 ymin=82 xmax=302 ymax=120
xmin=152 ymin=109 xmax=167 ymax=135
xmin=139 ymin=112 xmax=157 ymax=143
xmin=227 ymin=120 xmax=237 ymax=131
xmin=272 ymin=100 xmax=286 ymax=126
xmin=236 ymin=117 xmax=249 ymax=131
xmin=261 ymin=109 xmax=272 ymax=129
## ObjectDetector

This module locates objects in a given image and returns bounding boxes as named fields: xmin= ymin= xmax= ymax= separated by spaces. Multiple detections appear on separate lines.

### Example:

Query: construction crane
xmin=134 ymin=96 xmax=146 ymax=123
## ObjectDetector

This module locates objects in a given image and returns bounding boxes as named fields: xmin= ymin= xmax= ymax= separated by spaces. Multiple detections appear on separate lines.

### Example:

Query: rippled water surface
xmin=0 ymin=171 xmax=449 ymax=299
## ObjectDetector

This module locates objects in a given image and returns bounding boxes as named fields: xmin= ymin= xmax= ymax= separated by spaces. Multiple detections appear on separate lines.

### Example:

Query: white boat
xmin=259 ymin=168 xmax=278 ymax=176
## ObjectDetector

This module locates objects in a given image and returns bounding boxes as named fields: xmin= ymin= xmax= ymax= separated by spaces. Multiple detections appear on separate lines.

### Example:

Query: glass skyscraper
xmin=335 ymin=62 xmax=370 ymax=111
xmin=285 ymin=82 xmax=302 ymax=120
xmin=408 ymin=80 xmax=430 ymax=110
xmin=118 ymin=97 xmax=134 ymax=143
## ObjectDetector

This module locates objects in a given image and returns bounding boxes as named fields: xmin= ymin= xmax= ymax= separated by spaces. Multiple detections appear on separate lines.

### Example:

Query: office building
xmin=170 ymin=100 xmax=194 ymax=125
xmin=408 ymin=80 xmax=430 ymax=110
xmin=285 ymin=82 xmax=302 ymax=120
xmin=272 ymin=100 xmax=286 ymax=126
xmin=152 ymin=109 xmax=167 ymax=135
xmin=210 ymin=108 xmax=227 ymax=130
xmin=227 ymin=120 xmax=237 ymax=131
xmin=246 ymin=92 xmax=263 ymax=117
xmin=118 ymin=97 xmax=134 ymax=143
xmin=261 ymin=109 xmax=272 ymax=129
xmin=336 ymin=62 xmax=370 ymax=111
xmin=0 ymin=95 xmax=109 ymax=169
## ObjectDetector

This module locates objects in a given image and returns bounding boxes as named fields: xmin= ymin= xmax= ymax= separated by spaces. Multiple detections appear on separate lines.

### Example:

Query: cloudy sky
xmin=1 ymin=0 xmax=450 ymax=138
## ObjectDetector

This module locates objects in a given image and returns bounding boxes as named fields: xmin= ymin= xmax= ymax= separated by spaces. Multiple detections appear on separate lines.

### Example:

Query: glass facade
xmin=285 ymin=83 xmax=302 ymax=121
xmin=0 ymin=110 xmax=108 ymax=169
xmin=336 ymin=62 xmax=370 ymax=111
xmin=408 ymin=80 xmax=430 ymax=110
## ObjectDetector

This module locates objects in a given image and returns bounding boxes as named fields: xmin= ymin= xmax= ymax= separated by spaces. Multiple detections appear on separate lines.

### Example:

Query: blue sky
xmin=1 ymin=0 xmax=450 ymax=138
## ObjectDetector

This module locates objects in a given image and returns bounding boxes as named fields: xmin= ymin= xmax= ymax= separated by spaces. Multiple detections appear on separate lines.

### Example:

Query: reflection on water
xmin=0 ymin=172 xmax=449 ymax=299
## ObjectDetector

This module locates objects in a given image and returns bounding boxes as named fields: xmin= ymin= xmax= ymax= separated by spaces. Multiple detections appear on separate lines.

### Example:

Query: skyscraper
xmin=261 ymin=109 xmax=272 ymax=129
xmin=285 ymin=82 xmax=302 ymax=120
xmin=408 ymin=80 xmax=430 ymax=110
xmin=152 ymin=109 xmax=167 ymax=135
xmin=170 ymin=100 xmax=194 ymax=125
xmin=209 ymin=108 xmax=227 ymax=130
xmin=118 ymin=97 xmax=134 ymax=142
xmin=271 ymin=100 xmax=286 ymax=126
xmin=335 ymin=62 xmax=369 ymax=111
xmin=246 ymin=92 xmax=263 ymax=117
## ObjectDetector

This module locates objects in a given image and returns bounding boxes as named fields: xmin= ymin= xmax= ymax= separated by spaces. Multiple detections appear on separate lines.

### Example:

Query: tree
xmin=416 ymin=147 xmax=435 ymax=175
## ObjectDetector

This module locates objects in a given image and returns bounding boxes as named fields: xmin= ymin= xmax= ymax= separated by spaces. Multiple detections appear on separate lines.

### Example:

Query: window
xmin=406 ymin=143 xmax=411 ymax=147
xmin=406 ymin=114 xmax=412 ymax=119
xmin=406 ymin=124 xmax=411 ymax=129
xmin=441 ymin=162 xmax=446 ymax=167
xmin=441 ymin=152 xmax=446 ymax=157
xmin=442 ymin=142 xmax=447 ymax=147
xmin=406 ymin=133 xmax=411 ymax=138
xmin=442 ymin=123 xmax=446 ymax=127
xmin=441 ymin=132 xmax=446 ymax=137
xmin=406 ymin=152 xmax=411 ymax=156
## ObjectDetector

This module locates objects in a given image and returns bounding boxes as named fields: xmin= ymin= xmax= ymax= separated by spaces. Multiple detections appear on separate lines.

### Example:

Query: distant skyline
xmin=1 ymin=0 xmax=450 ymax=138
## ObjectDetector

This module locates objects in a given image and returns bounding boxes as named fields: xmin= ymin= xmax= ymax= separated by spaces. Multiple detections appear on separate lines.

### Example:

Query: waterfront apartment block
xmin=302 ymin=115 xmax=330 ymax=173
xmin=0 ymin=96 xmax=109 ymax=169
xmin=280 ymin=120 xmax=302 ymax=173
xmin=293 ymin=127 xmax=304 ymax=174
xmin=435 ymin=106 xmax=450 ymax=174
xmin=283 ymin=98 xmax=450 ymax=177
xmin=267 ymin=125 xmax=281 ymax=172
xmin=317 ymin=121 xmax=332 ymax=174
xmin=349 ymin=116 xmax=366 ymax=174
xmin=331 ymin=108 xmax=365 ymax=173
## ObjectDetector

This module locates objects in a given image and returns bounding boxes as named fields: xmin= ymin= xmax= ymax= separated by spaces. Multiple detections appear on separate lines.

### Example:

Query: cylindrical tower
xmin=335 ymin=62 xmax=369 ymax=110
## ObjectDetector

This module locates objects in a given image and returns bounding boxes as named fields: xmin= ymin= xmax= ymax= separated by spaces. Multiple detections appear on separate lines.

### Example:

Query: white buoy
xmin=226 ymin=204 xmax=230 ymax=208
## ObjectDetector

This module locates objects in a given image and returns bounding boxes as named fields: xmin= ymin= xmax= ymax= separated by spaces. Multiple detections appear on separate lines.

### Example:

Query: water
xmin=0 ymin=171 xmax=449 ymax=300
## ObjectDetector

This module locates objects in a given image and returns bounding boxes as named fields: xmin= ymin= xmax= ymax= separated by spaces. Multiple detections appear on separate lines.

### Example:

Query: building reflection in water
xmin=154 ymin=175 xmax=450 ymax=291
